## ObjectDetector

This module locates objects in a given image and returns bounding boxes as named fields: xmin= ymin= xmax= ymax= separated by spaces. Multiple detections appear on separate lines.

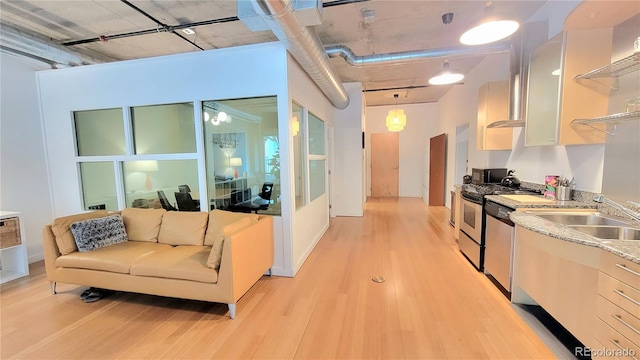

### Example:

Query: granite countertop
xmin=485 ymin=194 xmax=596 ymax=209
xmin=510 ymin=209 xmax=640 ymax=265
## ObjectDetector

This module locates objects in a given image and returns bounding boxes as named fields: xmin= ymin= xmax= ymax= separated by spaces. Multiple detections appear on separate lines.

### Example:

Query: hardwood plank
xmin=0 ymin=198 xmax=556 ymax=359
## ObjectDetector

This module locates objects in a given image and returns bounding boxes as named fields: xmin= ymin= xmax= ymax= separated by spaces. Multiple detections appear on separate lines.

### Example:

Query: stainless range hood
xmin=487 ymin=21 xmax=548 ymax=129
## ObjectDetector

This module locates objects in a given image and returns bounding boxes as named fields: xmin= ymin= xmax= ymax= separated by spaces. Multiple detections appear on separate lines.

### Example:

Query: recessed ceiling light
xmin=182 ymin=28 xmax=195 ymax=35
xmin=460 ymin=3 xmax=519 ymax=45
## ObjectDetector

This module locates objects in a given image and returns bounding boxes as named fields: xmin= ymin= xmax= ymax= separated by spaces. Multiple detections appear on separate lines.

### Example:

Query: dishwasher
xmin=484 ymin=200 xmax=515 ymax=296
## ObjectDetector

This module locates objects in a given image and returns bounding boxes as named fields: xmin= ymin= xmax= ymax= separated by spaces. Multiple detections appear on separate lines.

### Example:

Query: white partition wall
xmin=37 ymin=42 xmax=297 ymax=275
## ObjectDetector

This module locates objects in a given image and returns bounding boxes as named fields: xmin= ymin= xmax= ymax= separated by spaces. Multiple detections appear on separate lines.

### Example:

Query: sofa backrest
xmin=121 ymin=208 xmax=165 ymax=242
xmin=158 ymin=211 xmax=209 ymax=246
xmin=51 ymin=210 xmax=109 ymax=255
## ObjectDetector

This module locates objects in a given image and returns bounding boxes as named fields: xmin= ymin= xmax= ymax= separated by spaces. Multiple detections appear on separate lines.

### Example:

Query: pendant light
xmin=460 ymin=2 xmax=520 ymax=46
xmin=428 ymin=60 xmax=464 ymax=85
xmin=386 ymin=94 xmax=406 ymax=132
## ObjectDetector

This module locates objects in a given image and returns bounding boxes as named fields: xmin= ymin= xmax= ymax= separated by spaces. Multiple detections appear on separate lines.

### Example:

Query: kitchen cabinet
xmin=512 ymin=226 xmax=600 ymax=347
xmin=0 ymin=212 xmax=29 ymax=284
xmin=525 ymin=29 xmax=612 ymax=146
xmin=476 ymin=81 xmax=512 ymax=150
xmin=594 ymin=251 xmax=640 ymax=355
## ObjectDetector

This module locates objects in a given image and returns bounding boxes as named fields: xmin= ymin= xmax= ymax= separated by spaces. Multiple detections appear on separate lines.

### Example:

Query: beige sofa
xmin=42 ymin=208 xmax=274 ymax=319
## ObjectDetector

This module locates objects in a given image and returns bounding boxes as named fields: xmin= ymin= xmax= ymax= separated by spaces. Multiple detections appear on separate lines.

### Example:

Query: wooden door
xmin=371 ymin=133 xmax=399 ymax=197
xmin=429 ymin=133 xmax=446 ymax=205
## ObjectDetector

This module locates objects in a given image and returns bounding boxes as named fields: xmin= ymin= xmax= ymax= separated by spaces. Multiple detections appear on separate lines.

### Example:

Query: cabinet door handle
xmin=611 ymin=314 xmax=640 ymax=335
xmin=609 ymin=339 xmax=638 ymax=360
xmin=616 ymin=263 xmax=640 ymax=277
xmin=613 ymin=289 xmax=640 ymax=307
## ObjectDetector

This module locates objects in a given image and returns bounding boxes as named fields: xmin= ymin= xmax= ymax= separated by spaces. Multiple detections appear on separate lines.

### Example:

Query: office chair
xmin=178 ymin=184 xmax=191 ymax=193
xmin=175 ymin=192 xmax=200 ymax=212
xmin=256 ymin=182 xmax=274 ymax=211
xmin=157 ymin=191 xmax=178 ymax=211
xmin=228 ymin=182 xmax=273 ymax=214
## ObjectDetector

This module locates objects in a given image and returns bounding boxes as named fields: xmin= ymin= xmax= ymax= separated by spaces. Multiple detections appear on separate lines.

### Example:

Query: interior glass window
xmin=131 ymin=102 xmax=196 ymax=154
xmin=292 ymin=102 xmax=306 ymax=210
xmin=74 ymin=108 xmax=126 ymax=156
xmin=122 ymin=159 xmax=199 ymax=211
xmin=202 ymin=96 xmax=280 ymax=215
xmin=308 ymin=112 xmax=325 ymax=155
xmin=79 ymin=162 xmax=118 ymax=211
xmin=309 ymin=159 xmax=326 ymax=202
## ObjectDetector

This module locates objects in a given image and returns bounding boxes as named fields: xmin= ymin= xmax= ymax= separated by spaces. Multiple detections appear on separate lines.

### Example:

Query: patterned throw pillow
xmin=70 ymin=214 xmax=128 ymax=252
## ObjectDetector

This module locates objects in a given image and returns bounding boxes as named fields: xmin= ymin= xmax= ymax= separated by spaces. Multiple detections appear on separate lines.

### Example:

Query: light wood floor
xmin=2 ymin=198 xmax=559 ymax=359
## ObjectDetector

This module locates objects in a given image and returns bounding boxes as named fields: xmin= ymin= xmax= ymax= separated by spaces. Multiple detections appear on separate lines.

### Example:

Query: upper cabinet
xmin=477 ymin=80 xmax=512 ymax=150
xmin=525 ymin=28 xmax=612 ymax=146
xmin=524 ymin=1 xmax=640 ymax=147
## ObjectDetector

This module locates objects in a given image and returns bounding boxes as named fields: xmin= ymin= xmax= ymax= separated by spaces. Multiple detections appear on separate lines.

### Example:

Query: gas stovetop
xmin=461 ymin=184 xmax=541 ymax=203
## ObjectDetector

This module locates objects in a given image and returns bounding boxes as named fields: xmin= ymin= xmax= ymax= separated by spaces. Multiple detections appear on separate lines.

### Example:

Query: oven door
xmin=459 ymin=197 xmax=483 ymax=242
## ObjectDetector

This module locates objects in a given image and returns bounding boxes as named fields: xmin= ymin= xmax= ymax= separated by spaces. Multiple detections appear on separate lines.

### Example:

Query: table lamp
xmin=230 ymin=157 xmax=242 ymax=178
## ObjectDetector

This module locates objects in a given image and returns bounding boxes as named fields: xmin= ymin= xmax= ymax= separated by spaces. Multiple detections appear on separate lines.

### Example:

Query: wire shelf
xmin=574 ymin=53 xmax=640 ymax=80
xmin=571 ymin=111 xmax=640 ymax=135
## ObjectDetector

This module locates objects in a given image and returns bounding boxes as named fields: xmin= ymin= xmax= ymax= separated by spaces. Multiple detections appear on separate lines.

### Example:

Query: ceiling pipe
xmin=325 ymin=43 xmax=511 ymax=67
xmin=0 ymin=23 xmax=101 ymax=68
xmin=250 ymin=0 xmax=350 ymax=110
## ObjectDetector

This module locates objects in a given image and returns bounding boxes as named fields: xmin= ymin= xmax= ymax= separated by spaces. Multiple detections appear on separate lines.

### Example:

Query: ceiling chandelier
xmin=211 ymin=133 xmax=238 ymax=148
xmin=386 ymin=94 xmax=406 ymax=132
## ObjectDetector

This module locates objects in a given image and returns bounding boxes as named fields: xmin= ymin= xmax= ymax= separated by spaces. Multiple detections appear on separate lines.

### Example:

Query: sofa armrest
xmin=216 ymin=216 xmax=274 ymax=302
xmin=42 ymin=225 xmax=62 ymax=282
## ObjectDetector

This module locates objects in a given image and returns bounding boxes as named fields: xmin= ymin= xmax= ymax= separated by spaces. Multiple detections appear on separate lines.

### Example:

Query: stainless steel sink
xmin=535 ymin=213 xmax=630 ymax=227
xmin=568 ymin=225 xmax=640 ymax=241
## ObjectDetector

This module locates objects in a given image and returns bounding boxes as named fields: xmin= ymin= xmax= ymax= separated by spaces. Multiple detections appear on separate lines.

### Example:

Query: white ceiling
xmin=0 ymin=0 xmax=547 ymax=106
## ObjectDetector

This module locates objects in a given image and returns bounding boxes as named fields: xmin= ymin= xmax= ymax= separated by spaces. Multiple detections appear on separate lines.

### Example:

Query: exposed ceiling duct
xmin=0 ymin=23 xmax=100 ymax=68
xmin=325 ymin=43 xmax=511 ymax=67
xmin=241 ymin=0 xmax=350 ymax=110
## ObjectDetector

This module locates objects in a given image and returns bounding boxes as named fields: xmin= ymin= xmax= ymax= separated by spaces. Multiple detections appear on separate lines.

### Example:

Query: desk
xmin=210 ymin=178 xmax=247 ymax=209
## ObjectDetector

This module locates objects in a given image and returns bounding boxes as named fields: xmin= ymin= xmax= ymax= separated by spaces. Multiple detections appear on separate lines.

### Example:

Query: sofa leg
xmin=50 ymin=282 xmax=57 ymax=295
xmin=228 ymin=304 xmax=236 ymax=319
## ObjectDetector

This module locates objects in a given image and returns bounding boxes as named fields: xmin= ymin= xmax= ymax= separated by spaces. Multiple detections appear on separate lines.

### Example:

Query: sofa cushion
xmin=130 ymin=245 xmax=218 ymax=283
xmin=51 ymin=210 xmax=109 ymax=255
xmin=70 ymin=214 xmax=128 ymax=252
xmin=121 ymin=208 xmax=165 ymax=242
xmin=204 ymin=210 xmax=258 ymax=246
xmin=206 ymin=217 xmax=253 ymax=269
xmin=55 ymin=241 xmax=173 ymax=274
xmin=158 ymin=211 xmax=208 ymax=246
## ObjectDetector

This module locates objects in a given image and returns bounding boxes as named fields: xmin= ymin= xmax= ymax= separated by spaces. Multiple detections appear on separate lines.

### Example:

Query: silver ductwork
xmin=325 ymin=43 xmax=511 ymax=67
xmin=243 ymin=0 xmax=350 ymax=109
xmin=0 ymin=23 xmax=100 ymax=68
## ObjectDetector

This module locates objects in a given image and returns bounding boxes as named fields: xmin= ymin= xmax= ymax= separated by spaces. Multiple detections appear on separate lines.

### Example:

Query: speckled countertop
xmin=486 ymin=195 xmax=640 ymax=264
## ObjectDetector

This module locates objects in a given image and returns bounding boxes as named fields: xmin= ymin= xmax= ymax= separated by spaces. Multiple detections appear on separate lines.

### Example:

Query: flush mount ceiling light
xmin=428 ymin=60 xmax=464 ymax=85
xmin=386 ymin=94 xmax=406 ymax=132
xmin=459 ymin=2 xmax=520 ymax=45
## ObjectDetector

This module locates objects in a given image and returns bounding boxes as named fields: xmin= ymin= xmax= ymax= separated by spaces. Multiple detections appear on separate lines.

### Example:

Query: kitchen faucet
xmin=593 ymin=194 xmax=640 ymax=222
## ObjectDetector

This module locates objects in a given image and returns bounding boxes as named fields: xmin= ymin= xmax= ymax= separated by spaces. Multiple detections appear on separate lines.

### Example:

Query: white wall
xmin=287 ymin=54 xmax=336 ymax=275
xmin=0 ymin=53 xmax=53 ymax=262
xmin=365 ymin=102 xmax=439 ymax=198
xmin=333 ymin=82 xmax=365 ymax=216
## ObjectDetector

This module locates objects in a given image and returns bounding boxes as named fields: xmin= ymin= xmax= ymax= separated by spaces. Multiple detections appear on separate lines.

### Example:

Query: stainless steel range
xmin=459 ymin=183 xmax=540 ymax=271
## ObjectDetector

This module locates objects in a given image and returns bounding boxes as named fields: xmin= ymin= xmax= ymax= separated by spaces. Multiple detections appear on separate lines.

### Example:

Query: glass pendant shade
xmin=460 ymin=3 xmax=519 ymax=46
xmin=460 ymin=19 xmax=519 ymax=45
xmin=428 ymin=61 xmax=464 ymax=85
